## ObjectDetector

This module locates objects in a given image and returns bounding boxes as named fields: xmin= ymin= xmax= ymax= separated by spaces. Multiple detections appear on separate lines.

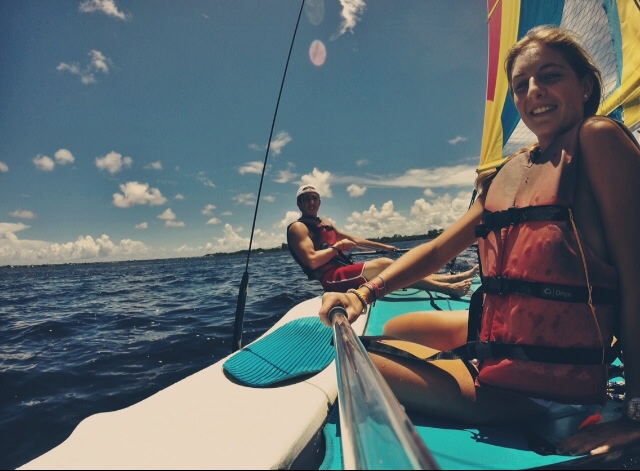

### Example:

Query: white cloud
xmin=279 ymin=211 xmax=301 ymax=229
xmin=135 ymin=222 xmax=148 ymax=229
xmin=145 ymin=161 xmax=163 ymax=170
xmin=0 ymin=231 xmax=150 ymax=266
xmin=249 ymin=130 xmax=292 ymax=156
xmin=112 ymin=181 xmax=167 ymax=208
xmin=202 ymin=204 xmax=216 ymax=215
xmin=341 ymin=190 xmax=475 ymax=239
xmin=356 ymin=159 xmax=369 ymax=167
xmin=0 ymin=222 xmax=30 ymax=236
xmin=206 ymin=217 xmax=221 ymax=225
xmin=299 ymin=167 xmax=333 ymax=198
xmin=175 ymin=194 xmax=184 ymax=200
xmin=263 ymin=195 xmax=275 ymax=203
xmin=269 ymin=131 xmax=292 ymax=155
xmin=196 ymin=172 xmax=215 ymax=188
xmin=347 ymin=184 xmax=366 ymax=197
xmin=57 ymin=49 xmax=112 ymax=85
xmin=9 ymin=210 xmax=35 ymax=219
xmin=448 ymin=136 xmax=467 ymax=145
xmin=33 ymin=155 xmax=55 ymax=171
xmin=274 ymin=167 xmax=297 ymax=183
xmin=157 ymin=208 xmax=185 ymax=227
xmin=96 ymin=151 xmax=133 ymax=174
xmin=54 ymin=148 xmax=75 ymax=165
xmin=333 ymin=0 xmax=366 ymax=39
xmin=239 ymin=161 xmax=264 ymax=175
xmin=233 ymin=193 xmax=256 ymax=206
xmin=79 ymin=0 xmax=130 ymax=20
xmin=333 ymin=164 xmax=477 ymax=190
xmin=207 ymin=223 xmax=283 ymax=253
xmin=0 ymin=161 xmax=8 ymax=172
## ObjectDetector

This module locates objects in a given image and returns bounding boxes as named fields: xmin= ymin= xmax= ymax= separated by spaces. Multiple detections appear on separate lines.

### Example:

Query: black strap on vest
xmin=475 ymin=205 xmax=570 ymax=239
xmin=361 ymin=337 xmax=620 ymax=368
xmin=483 ymin=276 xmax=618 ymax=304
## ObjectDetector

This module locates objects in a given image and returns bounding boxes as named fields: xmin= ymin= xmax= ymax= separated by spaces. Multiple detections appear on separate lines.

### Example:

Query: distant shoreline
xmin=203 ymin=230 xmax=444 ymax=258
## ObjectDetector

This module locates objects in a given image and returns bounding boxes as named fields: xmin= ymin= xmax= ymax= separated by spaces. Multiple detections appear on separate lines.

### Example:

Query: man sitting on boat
xmin=287 ymin=184 xmax=476 ymax=297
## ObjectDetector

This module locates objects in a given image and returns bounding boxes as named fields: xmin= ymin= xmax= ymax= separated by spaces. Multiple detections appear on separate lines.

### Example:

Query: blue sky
xmin=0 ymin=0 xmax=488 ymax=266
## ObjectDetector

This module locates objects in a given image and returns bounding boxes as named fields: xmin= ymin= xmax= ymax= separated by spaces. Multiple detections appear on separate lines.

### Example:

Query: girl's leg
xmin=369 ymin=340 xmax=545 ymax=425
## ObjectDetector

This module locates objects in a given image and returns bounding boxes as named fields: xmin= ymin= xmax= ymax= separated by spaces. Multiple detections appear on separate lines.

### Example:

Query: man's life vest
xmin=473 ymin=119 xmax=628 ymax=404
xmin=287 ymin=216 xmax=352 ymax=281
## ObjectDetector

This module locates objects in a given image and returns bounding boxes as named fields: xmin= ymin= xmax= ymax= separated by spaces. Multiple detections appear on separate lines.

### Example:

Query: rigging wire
xmin=231 ymin=0 xmax=306 ymax=353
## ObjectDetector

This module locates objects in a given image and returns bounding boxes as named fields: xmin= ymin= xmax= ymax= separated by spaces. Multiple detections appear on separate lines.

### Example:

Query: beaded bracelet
xmin=346 ymin=288 xmax=368 ymax=313
xmin=371 ymin=275 xmax=387 ymax=299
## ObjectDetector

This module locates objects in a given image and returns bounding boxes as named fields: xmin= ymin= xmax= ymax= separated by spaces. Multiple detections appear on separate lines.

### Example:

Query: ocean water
xmin=0 ymin=241 xmax=477 ymax=469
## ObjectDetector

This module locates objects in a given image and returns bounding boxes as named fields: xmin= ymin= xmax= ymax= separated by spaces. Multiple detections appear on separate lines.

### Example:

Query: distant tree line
xmin=204 ymin=230 xmax=444 ymax=258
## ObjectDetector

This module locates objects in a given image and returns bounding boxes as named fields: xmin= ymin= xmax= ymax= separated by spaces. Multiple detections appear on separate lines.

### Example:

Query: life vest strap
xmin=475 ymin=205 xmax=570 ymax=238
xmin=483 ymin=276 xmax=618 ymax=304
xmin=362 ymin=337 xmax=619 ymax=367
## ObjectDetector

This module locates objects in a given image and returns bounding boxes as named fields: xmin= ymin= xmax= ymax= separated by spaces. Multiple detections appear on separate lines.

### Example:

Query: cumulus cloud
xmin=0 ymin=161 xmax=8 ymax=172
xmin=279 ymin=211 xmax=301 ymax=228
xmin=347 ymin=184 xmax=366 ymax=197
xmin=206 ymin=217 xmax=221 ymax=225
xmin=273 ymin=166 xmax=297 ymax=183
xmin=57 ymin=49 xmax=112 ymax=85
xmin=79 ymin=0 xmax=130 ymax=20
xmin=175 ymin=194 xmax=184 ymax=200
xmin=9 ymin=210 xmax=35 ymax=219
xmin=135 ymin=222 xmax=148 ymax=229
xmin=202 ymin=204 xmax=216 ymax=215
xmin=112 ymin=181 xmax=167 ymax=208
xmin=157 ymin=208 xmax=185 ymax=227
xmin=33 ymin=155 xmax=55 ymax=171
xmin=239 ymin=161 xmax=264 ymax=175
xmin=0 ymin=231 xmax=150 ymax=266
xmin=54 ymin=148 xmax=75 ymax=165
xmin=341 ymin=190 xmax=474 ymax=240
xmin=96 ymin=151 xmax=133 ymax=174
xmin=299 ymin=167 xmax=333 ymax=198
xmin=356 ymin=159 xmax=369 ymax=167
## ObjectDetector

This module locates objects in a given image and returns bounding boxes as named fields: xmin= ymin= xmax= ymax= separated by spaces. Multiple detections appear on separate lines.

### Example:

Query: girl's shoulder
xmin=580 ymin=116 xmax=635 ymax=147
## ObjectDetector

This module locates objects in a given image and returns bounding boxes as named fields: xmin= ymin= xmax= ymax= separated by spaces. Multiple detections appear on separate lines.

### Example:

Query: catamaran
xmin=19 ymin=0 xmax=640 ymax=469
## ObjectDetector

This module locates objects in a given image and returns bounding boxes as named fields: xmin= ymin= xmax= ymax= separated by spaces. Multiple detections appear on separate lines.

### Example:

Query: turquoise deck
xmin=319 ymin=283 xmax=621 ymax=470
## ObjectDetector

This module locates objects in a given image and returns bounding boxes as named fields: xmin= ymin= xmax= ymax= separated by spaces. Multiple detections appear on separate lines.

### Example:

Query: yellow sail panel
xmin=606 ymin=0 xmax=640 ymax=129
xmin=478 ymin=0 xmax=521 ymax=173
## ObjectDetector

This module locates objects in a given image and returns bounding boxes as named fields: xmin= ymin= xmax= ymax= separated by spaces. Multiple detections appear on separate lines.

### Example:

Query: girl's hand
xmin=557 ymin=417 xmax=640 ymax=456
xmin=318 ymin=291 xmax=365 ymax=327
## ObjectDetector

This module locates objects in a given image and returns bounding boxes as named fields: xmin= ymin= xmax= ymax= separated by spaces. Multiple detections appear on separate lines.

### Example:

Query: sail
xmin=479 ymin=0 xmax=640 ymax=172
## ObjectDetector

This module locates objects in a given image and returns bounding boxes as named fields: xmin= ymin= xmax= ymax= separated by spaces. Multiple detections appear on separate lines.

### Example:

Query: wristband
xmin=347 ymin=288 xmax=368 ymax=313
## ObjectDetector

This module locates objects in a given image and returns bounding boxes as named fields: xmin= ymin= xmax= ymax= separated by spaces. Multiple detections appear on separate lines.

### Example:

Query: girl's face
xmin=510 ymin=44 xmax=593 ymax=150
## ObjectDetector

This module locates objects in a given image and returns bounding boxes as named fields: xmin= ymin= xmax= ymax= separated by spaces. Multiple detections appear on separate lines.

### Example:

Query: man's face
xmin=297 ymin=193 xmax=320 ymax=214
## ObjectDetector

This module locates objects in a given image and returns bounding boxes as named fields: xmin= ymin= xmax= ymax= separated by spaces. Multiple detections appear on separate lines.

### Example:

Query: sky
xmin=0 ymin=0 xmax=489 ymax=266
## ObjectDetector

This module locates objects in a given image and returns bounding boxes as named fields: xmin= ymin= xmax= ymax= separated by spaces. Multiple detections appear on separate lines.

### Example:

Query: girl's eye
xmin=513 ymin=81 xmax=527 ymax=93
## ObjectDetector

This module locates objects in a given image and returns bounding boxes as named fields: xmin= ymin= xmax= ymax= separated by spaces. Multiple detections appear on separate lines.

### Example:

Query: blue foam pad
xmin=223 ymin=316 xmax=335 ymax=387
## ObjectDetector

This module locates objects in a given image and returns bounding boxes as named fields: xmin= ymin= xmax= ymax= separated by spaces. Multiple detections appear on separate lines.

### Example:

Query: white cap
xmin=296 ymin=184 xmax=319 ymax=199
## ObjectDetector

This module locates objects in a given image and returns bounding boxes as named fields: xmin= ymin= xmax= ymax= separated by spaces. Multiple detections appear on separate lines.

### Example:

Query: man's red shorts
xmin=320 ymin=262 xmax=367 ymax=292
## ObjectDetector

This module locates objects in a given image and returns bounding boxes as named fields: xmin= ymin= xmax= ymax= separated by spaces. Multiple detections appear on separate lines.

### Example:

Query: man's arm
xmin=288 ymin=221 xmax=345 ymax=270
xmin=333 ymin=227 xmax=397 ymax=253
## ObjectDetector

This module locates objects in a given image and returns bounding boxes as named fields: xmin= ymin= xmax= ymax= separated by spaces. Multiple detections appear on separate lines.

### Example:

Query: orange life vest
xmin=475 ymin=120 xmax=621 ymax=404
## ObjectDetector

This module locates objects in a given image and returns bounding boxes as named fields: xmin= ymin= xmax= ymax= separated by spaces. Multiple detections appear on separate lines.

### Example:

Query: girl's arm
xmin=318 ymin=199 xmax=483 ymax=326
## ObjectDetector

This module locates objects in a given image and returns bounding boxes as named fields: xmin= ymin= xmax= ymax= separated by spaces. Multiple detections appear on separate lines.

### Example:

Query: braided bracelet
xmin=346 ymin=288 xmax=368 ymax=313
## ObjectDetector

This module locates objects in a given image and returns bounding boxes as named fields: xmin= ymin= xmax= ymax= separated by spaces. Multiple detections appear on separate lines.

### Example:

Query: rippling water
xmin=0 ymin=241 xmax=476 ymax=469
